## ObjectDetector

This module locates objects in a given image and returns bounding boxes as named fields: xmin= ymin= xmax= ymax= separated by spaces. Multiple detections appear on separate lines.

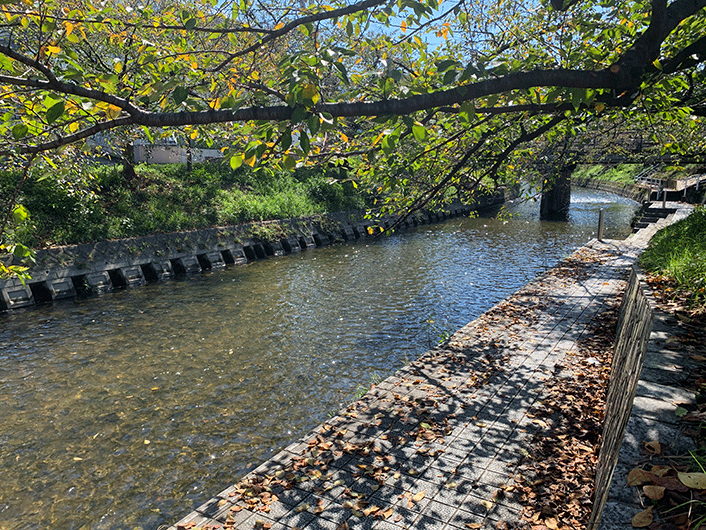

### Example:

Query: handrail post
xmin=598 ymin=208 xmax=605 ymax=242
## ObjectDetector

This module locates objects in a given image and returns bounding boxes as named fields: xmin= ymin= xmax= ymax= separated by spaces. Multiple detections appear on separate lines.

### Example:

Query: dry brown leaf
xmin=644 ymin=441 xmax=662 ymax=454
xmin=465 ymin=524 xmax=482 ymax=529
xmin=650 ymin=465 xmax=671 ymax=477
xmin=642 ymin=485 xmax=665 ymax=500
xmin=678 ymin=472 xmax=706 ymax=490
xmin=627 ymin=468 xmax=654 ymax=486
xmin=652 ymin=474 xmax=690 ymax=492
xmin=544 ymin=517 xmax=558 ymax=529
xmin=412 ymin=490 xmax=426 ymax=502
xmin=631 ymin=506 xmax=653 ymax=527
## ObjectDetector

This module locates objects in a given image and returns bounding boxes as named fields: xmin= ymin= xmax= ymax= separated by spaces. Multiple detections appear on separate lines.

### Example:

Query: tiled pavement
xmin=169 ymin=202 xmax=694 ymax=530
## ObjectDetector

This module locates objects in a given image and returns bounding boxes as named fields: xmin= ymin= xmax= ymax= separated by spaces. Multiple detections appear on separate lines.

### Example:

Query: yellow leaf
xmin=400 ymin=20 xmax=407 ymax=33
xmin=545 ymin=517 xmax=558 ymax=530
xmin=251 ymin=71 xmax=260 ymax=80
xmin=69 ymin=122 xmax=79 ymax=133
xmin=245 ymin=155 xmax=257 ymax=167
xmin=46 ymin=45 xmax=61 ymax=54
xmin=104 ymin=104 xmax=121 ymax=120
xmin=274 ymin=22 xmax=284 ymax=30
xmin=412 ymin=491 xmax=425 ymax=502
xmin=339 ymin=132 xmax=349 ymax=143
xmin=301 ymin=84 xmax=319 ymax=104
xmin=631 ymin=506 xmax=653 ymax=527
xmin=595 ymin=102 xmax=605 ymax=113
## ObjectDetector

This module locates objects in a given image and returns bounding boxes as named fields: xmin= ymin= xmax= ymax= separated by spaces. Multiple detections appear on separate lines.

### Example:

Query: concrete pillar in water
xmin=540 ymin=165 xmax=573 ymax=220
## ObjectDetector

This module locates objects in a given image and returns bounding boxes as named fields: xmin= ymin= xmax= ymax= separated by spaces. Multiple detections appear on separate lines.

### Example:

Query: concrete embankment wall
xmin=573 ymin=176 xmax=650 ymax=203
xmin=0 ymin=191 xmax=508 ymax=311
xmin=589 ymin=266 xmax=654 ymax=528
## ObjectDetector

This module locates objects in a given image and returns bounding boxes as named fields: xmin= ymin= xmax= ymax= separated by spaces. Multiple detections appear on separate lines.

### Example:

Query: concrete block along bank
xmin=0 ymin=197 xmax=501 ymax=311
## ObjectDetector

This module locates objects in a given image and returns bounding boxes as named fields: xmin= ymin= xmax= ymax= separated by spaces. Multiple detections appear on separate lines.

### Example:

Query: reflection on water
xmin=0 ymin=189 xmax=637 ymax=529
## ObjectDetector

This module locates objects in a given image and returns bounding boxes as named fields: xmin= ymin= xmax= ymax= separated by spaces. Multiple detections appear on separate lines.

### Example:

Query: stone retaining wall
xmin=573 ymin=176 xmax=651 ymax=203
xmin=1 ymin=192 xmax=510 ymax=311
xmin=588 ymin=266 xmax=654 ymax=528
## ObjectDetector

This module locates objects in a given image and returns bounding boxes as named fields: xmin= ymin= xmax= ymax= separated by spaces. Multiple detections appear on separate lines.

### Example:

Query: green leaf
xmin=459 ymin=101 xmax=475 ymax=123
xmin=291 ymin=106 xmax=308 ymax=124
xmin=230 ymin=154 xmax=243 ymax=169
xmin=300 ymin=22 xmax=313 ymax=36
xmin=172 ymin=86 xmax=189 ymax=105
xmin=412 ymin=124 xmax=427 ymax=141
xmin=307 ymin=114 xmax=320 ymax=135
xmin=570 ymin=88 xmax=586 ymax=111
xmin=12 ymin=242 xmax=32 ymax=259
xmin=12 ymin=123 xmax=28 ymax=140
xmin=12 ymin=205 xmax=29 ymax=223
xmin=443 ymin=69 xmax=457 ymax=85
xmin=435 ymin=59 xmax=458 ymax=72
xmin=184 ymin=18 xmax=197 ymax=30
xmin=46 ymin=101 xmax=65 ymax=124
xmin=281 ymin=129 xmax=292 ymax=150
xmin=333 ymin=62 xmax=349 ymax=85
xmin=283 ymin=155 xmax=296 ymax=169
xmin=299 ymin=130 xmax=310 ymax=154
xmin=675 ymin=406 xmax=688 ymax=418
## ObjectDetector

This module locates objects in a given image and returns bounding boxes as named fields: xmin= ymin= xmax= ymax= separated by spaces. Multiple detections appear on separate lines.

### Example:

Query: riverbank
xmin=167 ymin=203 xmax=694 ymax=530
xmin=0 ymin=185 xmax=515 ymax=311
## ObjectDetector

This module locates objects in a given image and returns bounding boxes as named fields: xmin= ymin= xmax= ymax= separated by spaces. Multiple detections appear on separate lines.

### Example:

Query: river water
xmin=0 ymin=189 xmax=638 ymax=530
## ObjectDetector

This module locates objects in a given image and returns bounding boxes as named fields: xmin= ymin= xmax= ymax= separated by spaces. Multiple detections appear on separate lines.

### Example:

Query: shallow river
xmin=0 ymin=189 xmax=638 ymax=529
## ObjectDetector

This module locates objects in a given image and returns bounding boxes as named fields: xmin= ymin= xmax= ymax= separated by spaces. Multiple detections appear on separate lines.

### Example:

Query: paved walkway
xmin=169 ymin=202 xmax=693 ymax=530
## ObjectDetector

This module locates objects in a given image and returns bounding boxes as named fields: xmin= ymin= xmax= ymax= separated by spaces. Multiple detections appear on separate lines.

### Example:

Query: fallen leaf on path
xmin=627 ymin=468 xmax=654 ymax=486
xmin=642 ymin=485 xmax=665 ymax=500
xmin=644 ymin=441 xmax=662 ymax=454
xmin=631 ymin=506 xmax=653 ymax=527
xmin=678 ymin=472 xmax=706 ymax=490
xmin=412 ymin=491 xmax=426 ymax=502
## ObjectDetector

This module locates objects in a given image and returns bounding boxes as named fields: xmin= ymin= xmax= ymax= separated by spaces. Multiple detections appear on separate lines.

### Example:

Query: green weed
xmin=641 ymin=207 xmax=706 ymax=311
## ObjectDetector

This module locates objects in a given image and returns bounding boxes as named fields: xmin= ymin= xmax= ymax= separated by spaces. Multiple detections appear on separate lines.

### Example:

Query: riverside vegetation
xmin=0 ymin=163 xmax=370 ymax=249
xmin=642 ymin=206 xmax=706 ymax=314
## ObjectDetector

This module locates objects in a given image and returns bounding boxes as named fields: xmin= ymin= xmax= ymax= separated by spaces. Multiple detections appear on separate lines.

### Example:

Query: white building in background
xmin=132 ymin=139 xmax=225 ymax=164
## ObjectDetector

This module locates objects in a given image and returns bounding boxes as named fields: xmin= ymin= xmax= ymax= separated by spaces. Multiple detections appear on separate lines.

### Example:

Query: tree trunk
xmin=540 ymin=166 xmax=572 ymax=220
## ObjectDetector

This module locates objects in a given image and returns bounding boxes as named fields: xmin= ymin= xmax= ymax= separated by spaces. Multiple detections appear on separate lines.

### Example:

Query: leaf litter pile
xmin=514 ymin=294 xmax=622 ymax=529
xmin=174 ymin=247 xmax=634 ymax=530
